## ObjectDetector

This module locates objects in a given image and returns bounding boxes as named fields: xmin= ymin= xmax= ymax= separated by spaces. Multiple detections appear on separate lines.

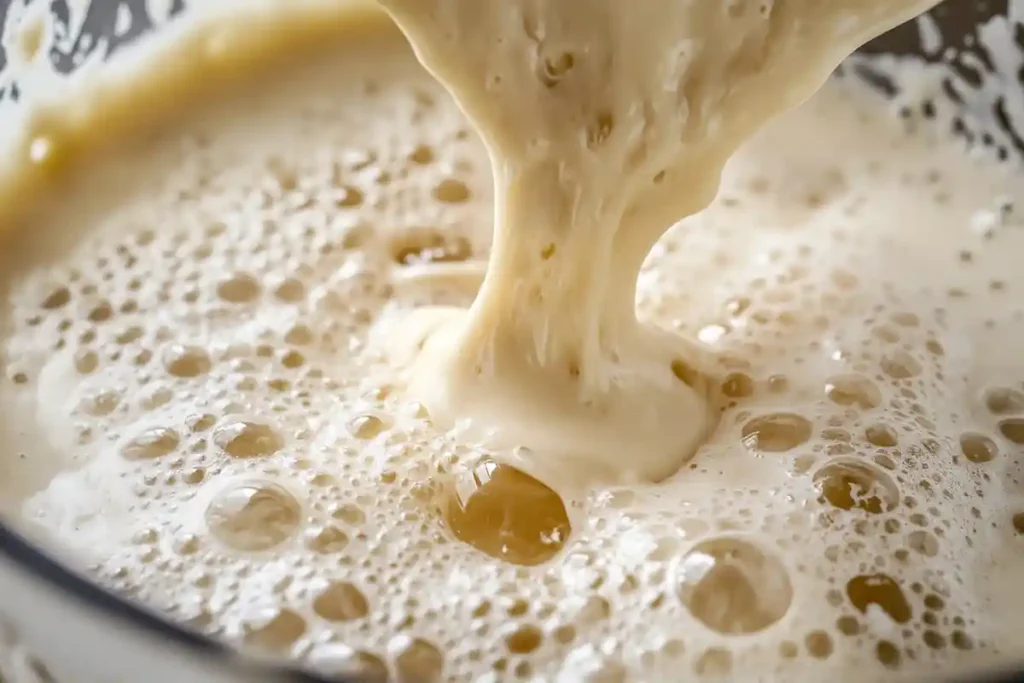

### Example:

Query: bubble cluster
xmin=0 ymin=18 xmax=1020 ymax=683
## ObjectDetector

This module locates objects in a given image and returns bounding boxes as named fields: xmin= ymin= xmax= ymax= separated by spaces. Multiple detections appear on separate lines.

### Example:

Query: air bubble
xmin=308 ymin=525 xmax=349 ymax=554
xmin=121 ymin=427 xmax=180 ymax=460
xmin=163 ymin=345 xmax=211 ymax=378
xmin=985 ymin=387 xmax=1024 ymax=415
xmin=312 ymin=582 xmax=370 ymax=622
xmin=243 ymin=608 xmax=307 ymax=653
xmin=741 ymin=413 xmax=812 ymax=452
xmin=824 ymin=374 xmax=882 ymax=410
xmin=348 ymin=414 xmax=387 ymax=440
xmin=960 ymin=432 xmax=998 ymax=463
xmin=998 ymin=418 xmax=1024 ymax=444
xmin=813 ymin=460 xmax=899 ymax=514
xmin=391 ymin=636 xmax=445 ymax=683
xmin=217 ymin=273 xmax=262 ymax=303
xmin=864 ymin=424 xmax=898 ymax=447
xmin=804 ymin=631 xmax=833 ymax=659
xmin=846 ymin=574 xmax=912 ymax=624
xmin=213 ymin=421 xmax=283 ymax=458
xmin=505 ymin=624 xmax=543 ymax=654
xmin=432 ymin=179 xmax=471 ymax=204
xmin=41 ymin=286 xmax=71 ymax=309
xmin=676 ymin=537 xmax=792 ymax=635
xmin=880 ymin=351 xmax=922 ymax=379
xmin=443 ymin=461 xmax=570 ymax=566
xmin=694 ymin=647 xmax=732 ymax=676
xmin=205 ymin=482 xmax=301 ymax=551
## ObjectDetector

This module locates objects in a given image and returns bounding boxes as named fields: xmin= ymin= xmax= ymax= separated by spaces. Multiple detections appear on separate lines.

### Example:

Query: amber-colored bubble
xmin=1012 ymin=513 xmax=1024 ymax=535
xmin=825 ymin=374 xmax=882 ymax=410
xmin=985 ymin=387 xmax=1024 ymax=415
xmin=907 ymin=530 xmax=940 ymax=556
xmin=805 ymin=630 xmax=833 ymax=659
xmin=213 ymin=421 xmax=282 ymax=458
xmin=813 ymin=460 xmax=899 ymax=514
xmin=308 ymin=526 xmax=350 ymax=554
xmin=392 ymin=636 xmax=445 ymax=683
xmin=741 ymin=413 xmax=812 ymax=452
xmin=721 ymin=373 xmax=754 ymax=399
xmin=348 ymin=414 xmax=387 ymax=440
xmin=864 ymin=424 xmax=898 ymax=447
xmin=443 ymin=461 xmax=571 ymax=566
xmin=998 ymin=419 xmax=1024 ymax=445
xmin=313 ymin=582 xmax=369 ymax=622
xmin=876 ymin=640 xmax=902 ymax=669
xmin=41 ymin=286 xmax=71 ymax=310
xmin=205 ymin=482 xmax=301 ymax=551
xmin=880 ymin=351 xmax=922 ymax=379
xmin=163 ymin=344 xmax=211 ymax=378
xmin=693 ymin=648 xmax=733 ymax=676
xmin=432 ymin=178 xmax=471 ymax=203
xmin=243 ymin=608 xmax=307 ymax=653
xmin=960 ymin=432 xmax=998 ymax=463
xmin=505 ymin=625 xmax=543 ymax=654
xmin=309 ymin=645 xmax=389 ymax=683
xmin=846 ymin=574 xmax=912 ymax=624
xmin=121 ymin=427 xmax=180 ymax=460
xmin=676 ymin=537 xmax=793 ymax=635
xmin=217 ymin=272 xmax=262 ymax=303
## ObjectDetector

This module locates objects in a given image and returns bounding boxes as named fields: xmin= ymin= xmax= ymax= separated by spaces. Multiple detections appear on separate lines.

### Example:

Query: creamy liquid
xmin=0 ymin=2 xmax=1023 ymax=682
xmin=378 ymin=0 xmax=944 ymax=485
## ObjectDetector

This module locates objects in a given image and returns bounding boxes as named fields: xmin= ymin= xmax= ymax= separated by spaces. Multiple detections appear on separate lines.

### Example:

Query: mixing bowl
xmin=0 ymin=0 xmax=1021 ymax=681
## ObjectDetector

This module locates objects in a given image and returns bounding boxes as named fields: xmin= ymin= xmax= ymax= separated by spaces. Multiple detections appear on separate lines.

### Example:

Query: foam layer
xmin=0 ymin=6 xmax=1021 ymax=683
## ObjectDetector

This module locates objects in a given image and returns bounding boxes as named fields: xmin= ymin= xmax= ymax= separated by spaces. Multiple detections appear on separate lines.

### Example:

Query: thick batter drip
xmin=378 ymin=0 xmax=944 ymax=483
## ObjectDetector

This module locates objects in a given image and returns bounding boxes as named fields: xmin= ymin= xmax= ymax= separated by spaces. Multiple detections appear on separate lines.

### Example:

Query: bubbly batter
xmin=0 ymin=1 xmax=1021 ymax=682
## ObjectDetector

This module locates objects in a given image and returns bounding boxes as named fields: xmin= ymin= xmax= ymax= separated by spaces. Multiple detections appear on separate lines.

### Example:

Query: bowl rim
xmin=0 ymin=520 xmax=345 ymax=683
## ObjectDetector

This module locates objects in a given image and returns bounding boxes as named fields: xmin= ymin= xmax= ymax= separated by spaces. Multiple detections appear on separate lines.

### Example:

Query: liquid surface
xmin=0 ymin=3 xmax=1022 ymax=683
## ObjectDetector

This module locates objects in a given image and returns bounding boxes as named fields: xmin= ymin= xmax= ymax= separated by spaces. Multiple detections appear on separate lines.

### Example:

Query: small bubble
xmin=676 ymin=537 xmax=792 ymax=635
xmin=243 ymin=608 xmax=306 ymax=653
xmin=998 ymin=419 xmax=1024 ymax=445
xmin=846 ymin=574 xmax=912 ymax=624
xmin=41 ymin=286 xmax=71 ymax=310
xmin=163 ymin=345 xmax=211 ymax=378
xmin=213 ymin=421 xmax=283 ymax=458
xmin=875 ymin=640 xmax=902 ymax=668
xmin=825 ymin=374 xmax=882 ymax=410
xmin=880 ymin=351 xmax=922 ymax=379
xmin=348 ymin=414 xmax=387 ymax=440
xmin=313 ymin=582 xmax=370 ymax=622
xmin=804 ymin=631 xmax=833 ymax=659
xmin=864 ymin=424 xmax=898 ymax=447
xmin=814 ymin=460 xmax=899 ymax=514
xmin=336 ymin=185 xmax=365 ymax=208
xmin=693 ymin=647 xmax=732 ymax=677
xmin=960 ymin=432 xmax=998 ymax=463
xmin=741 ymin=413 xmax=812 ymax=452
xmin=273 ymin=278 xmax=306 ymax=303
xmin=907 ymin=530 xmax=940 ymax=556
xmin=432 ymin=179 xmax=471 ymax=204
xmin=505 ymin=625 xmax=543 ymax=654
xmin=409 ymin=145 xmax=435 ymax=165
xmin=284 ymin=324 xmax=314 ymax=345
xmin=721 ymin=373 xmax=754 ymax=399
xmin=391 ymin=636 xmax=445 ymax=683
xmin=308 ymin=525 xmax=349 ymax=554
xmin=985 ymin=387 xmax=1024 ymax=415
xmin=75 ymin=350 xmax=99 ymax=374
xmin=217 ymin=273 xmax=262 ymax=303
xmin=121 ymin=427 xmax=180 ymax=460
xmin=206 ymin=482 xmax=301 ymax=551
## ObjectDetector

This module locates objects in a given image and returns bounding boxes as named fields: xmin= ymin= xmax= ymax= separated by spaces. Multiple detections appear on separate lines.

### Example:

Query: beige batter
xmin=0 ymin=1 xmax=1021 ymax=682
xmin=379 ymin=0 xmax=944 ymax=484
